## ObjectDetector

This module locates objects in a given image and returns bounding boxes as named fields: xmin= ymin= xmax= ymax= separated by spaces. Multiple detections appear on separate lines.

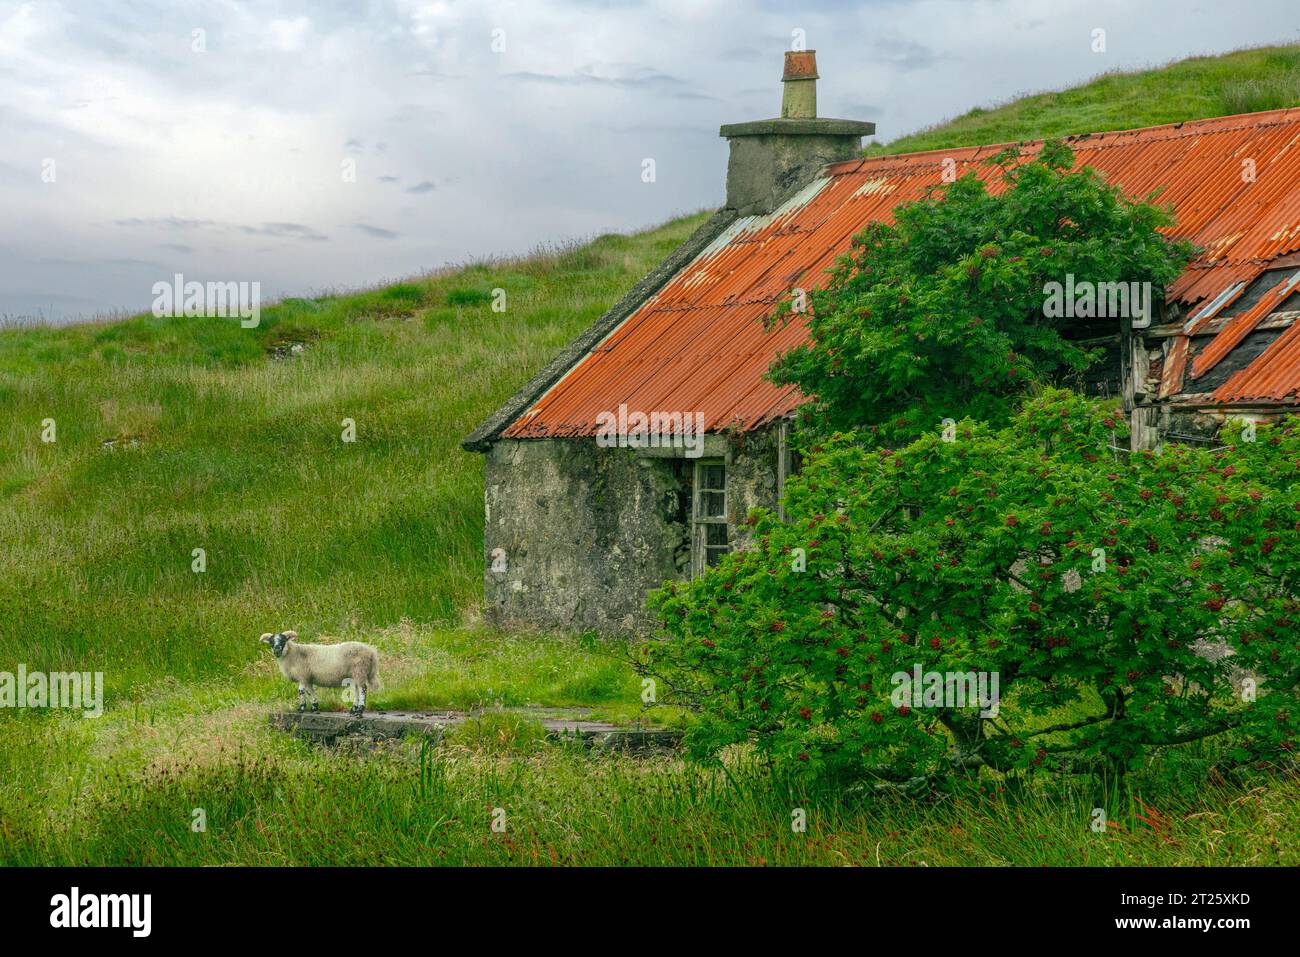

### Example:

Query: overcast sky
xmin=2 ymin=0 xmax=1298 ymax=323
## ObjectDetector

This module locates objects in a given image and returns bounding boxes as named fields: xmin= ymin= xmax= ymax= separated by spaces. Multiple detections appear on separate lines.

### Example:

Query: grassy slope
xmin=869 ymin=43 xmax=1300 ymax=155
xmin=1 ymin=218 xmax=715 ymax=863
xmin=0 ymin=216 xmax=704 ymax=690
xmin=5 ymin=46 xmax=1300 ymax=866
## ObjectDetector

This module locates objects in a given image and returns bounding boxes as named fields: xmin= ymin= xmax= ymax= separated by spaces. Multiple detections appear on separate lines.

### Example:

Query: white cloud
xmin=267 ymin=16 xmax=312 ymax=52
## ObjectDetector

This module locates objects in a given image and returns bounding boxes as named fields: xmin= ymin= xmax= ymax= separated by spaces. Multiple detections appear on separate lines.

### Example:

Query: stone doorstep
xmin=268 ymin=708 xmax=683 ymax=754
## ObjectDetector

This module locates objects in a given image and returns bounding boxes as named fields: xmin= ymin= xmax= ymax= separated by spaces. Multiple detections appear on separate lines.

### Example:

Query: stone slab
xmin=268 ymin=707 xmax=683 ymax=754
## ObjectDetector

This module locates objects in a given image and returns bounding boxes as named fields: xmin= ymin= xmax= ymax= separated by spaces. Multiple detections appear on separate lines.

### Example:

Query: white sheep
xmin=260 ymin=630 xmax=381 ymax=716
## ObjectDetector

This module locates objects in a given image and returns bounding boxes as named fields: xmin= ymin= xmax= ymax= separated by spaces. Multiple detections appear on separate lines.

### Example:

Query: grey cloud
xmin=839 ymin=101 xmax=883 ymax=119
xmin=502 ymin=71 xmax=591 ymax=86
xmin=353 ymin=224 xmax=399 ymax=240
xmin=240 ymin=223 xmax=329 ymax=242
xmin=32 ymin=256 xmax=169 ymax=270
xmin=405 ymin=181 xmax=436 ymax=194
xmin=871 ymin=37 xmax=946 ymax=72
xmin=719 ymin=46 xmax=766 ymax=62
xmin=115 ymin=217 xmax=220 ymax=231
xmin=608 ymin=123 xmax=711 ymax=135
xmin=504 ymin=66 xmax=686 ymax=90
xmin=114 ymin=219 xmax=325 ymax=242
xmin=504 ymin=65 xmax=721 ymax=101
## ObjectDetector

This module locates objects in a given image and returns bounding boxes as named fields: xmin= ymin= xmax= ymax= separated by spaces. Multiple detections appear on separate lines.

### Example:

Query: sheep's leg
xmin=349 ymin=665 xmax=369 ymax=716
xmin=297 ymin=685 xmax=307 ymax=713
xmin=348 ymin=683 xmax=366 ymax=716
xmin=308 ymin=685 xmax=319 ymax=713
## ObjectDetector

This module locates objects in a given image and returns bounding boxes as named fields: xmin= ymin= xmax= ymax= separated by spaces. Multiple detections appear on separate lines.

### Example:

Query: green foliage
xmin=645 ymin=390 xmax=1300 ymax=787
xmin=769 ymin=142 xmax=1193 ymax=443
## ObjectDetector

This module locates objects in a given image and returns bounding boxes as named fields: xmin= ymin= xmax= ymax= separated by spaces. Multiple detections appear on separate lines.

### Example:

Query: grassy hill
xmin=0 ymin=216 xmax=706 ymax=691
xmin=4 ymin=44 xmax=1300 ymax=866
xmin=870 ymin=43 xmax=1300 ymax=155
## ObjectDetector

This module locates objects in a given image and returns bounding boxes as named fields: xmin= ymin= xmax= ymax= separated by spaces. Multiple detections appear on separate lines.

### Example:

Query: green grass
xmin=0 ymin=218 xmax=726 ymax=866
xmin=5 ymin=704 xmax=1296 ymax=865
xmin=869 ymin=43 xmax=1300 ymax=156
xmin=5 ymin=43 xmax=1300 ymax=866
xmin=0 ymin=218 xmax=705 ymax=692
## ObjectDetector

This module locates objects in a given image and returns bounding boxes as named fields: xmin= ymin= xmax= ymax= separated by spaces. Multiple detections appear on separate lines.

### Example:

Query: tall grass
xmin=0 ymin=217 xmax=707 ymax=693
xmin=5 ymin=726 xmax=1296 ymax=866
xmin=1220 ymin=68 xmax=1300 ymax=114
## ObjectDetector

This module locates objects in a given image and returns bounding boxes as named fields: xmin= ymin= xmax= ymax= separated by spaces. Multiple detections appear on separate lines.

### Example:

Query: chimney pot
xmin=781 ymin=50 xmax=818 ymax=119
xmin=782 ymin=50 xmax=819 ymax=82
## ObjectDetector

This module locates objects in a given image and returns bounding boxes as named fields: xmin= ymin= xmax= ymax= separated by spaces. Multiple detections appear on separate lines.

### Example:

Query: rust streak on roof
xmin=504 ymin=108 xmax=1300 ymax=439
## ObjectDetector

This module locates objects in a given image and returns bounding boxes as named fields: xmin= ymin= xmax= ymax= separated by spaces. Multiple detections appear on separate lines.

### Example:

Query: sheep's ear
xmin=259 ymin=633 xmax=273 ymax=644
xmin=282 ymin=630 xmax=298 ymax=641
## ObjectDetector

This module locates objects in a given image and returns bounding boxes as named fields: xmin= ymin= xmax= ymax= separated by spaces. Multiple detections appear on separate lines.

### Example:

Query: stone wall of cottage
xmin=482 ymin=426 xmax=782 ymax=636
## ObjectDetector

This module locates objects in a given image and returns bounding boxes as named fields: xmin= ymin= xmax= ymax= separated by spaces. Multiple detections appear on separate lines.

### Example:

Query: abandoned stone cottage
xmin=464 ymin=51 xmax=1300 ymax=635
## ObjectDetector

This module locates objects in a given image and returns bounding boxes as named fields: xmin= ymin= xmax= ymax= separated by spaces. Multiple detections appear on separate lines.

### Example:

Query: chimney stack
xmin=720 ymin=51 xmax=874 ymax=215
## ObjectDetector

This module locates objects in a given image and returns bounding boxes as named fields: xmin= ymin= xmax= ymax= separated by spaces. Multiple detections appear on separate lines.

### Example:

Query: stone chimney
xmin=720 ymin=51 xmax=875 ymax=215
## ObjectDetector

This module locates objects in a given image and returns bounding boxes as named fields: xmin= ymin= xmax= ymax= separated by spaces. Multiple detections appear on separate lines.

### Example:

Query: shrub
xmin=643 ymin=390 xmax=1300 ymax=787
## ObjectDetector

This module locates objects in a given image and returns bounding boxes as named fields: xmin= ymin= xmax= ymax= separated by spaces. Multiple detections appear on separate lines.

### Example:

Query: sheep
xmin=260 ymin=630 xmax=381 ymax=716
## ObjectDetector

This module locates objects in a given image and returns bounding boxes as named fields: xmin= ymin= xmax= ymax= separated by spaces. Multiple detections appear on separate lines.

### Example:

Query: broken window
xmin=692 ymin=459 xmax=728 ymax=575
xmin=666 ymin=458 xmax=693 ymax=575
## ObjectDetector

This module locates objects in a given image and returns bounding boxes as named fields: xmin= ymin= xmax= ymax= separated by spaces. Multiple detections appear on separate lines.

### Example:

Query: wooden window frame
xmin=776 ymin=420 xmax=803 ymax=522
xmin=692 ymin=458 xmax=728 ymax=576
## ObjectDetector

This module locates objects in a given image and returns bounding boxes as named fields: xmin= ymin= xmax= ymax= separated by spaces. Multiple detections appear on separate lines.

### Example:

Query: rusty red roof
xmin=503 ymin=107 xmax=1300 ymax=439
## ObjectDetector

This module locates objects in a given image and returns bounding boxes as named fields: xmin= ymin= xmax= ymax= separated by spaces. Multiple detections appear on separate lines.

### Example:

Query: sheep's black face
xmin=267 ymin=632 xmax=290 ymax=658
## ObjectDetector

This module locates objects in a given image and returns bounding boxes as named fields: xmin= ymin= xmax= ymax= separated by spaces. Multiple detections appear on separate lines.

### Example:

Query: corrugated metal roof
xmin=504 ymin=107 xmax=1300 ymax=439
xmin=1215 ymin=318 xmax=1300 ymax=402
xmin=1190 ymin=269 xmax=1300 ymax=379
